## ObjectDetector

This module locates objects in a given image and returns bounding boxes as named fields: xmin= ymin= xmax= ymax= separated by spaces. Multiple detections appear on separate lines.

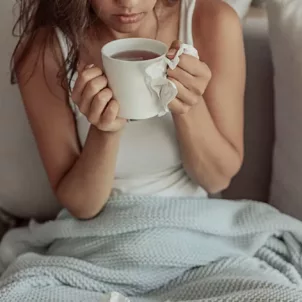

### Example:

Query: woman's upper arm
xmin=16 ymin=29 xmax=81 ymax=191
xmin=193 ymin=0 xmax=246 ymax=158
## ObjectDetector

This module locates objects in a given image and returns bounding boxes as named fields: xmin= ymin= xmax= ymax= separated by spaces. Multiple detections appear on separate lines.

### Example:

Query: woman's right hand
xmin=72 ymin=64 xmax=127 ymax=132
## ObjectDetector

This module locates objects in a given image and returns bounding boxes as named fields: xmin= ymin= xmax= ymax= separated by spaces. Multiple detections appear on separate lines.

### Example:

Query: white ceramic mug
xmin=101 ymin=38 xmax=172 ymax=120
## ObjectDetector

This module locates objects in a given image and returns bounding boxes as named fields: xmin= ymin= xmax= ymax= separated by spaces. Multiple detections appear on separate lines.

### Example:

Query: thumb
xmin=166 ymin=40 xmax=182 ymax=59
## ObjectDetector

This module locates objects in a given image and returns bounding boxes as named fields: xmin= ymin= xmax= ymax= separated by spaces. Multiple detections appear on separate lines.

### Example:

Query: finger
xmin=168 ymin=66 xmax=209 ymax=97
xmin=87 ymin=88 xmax=113 ymax=125
xmin=177 ymin=55 xmax=211 ymax=78
xmin=168 ymin=77 xmax=200 ymax=106
xmin=109 ymin=117 xmax=128 ymax=132
xmin=170 ymin=40 xmax=182 ymax=49
xmin=99 ymin=100 xmax=127 ymax=131
xmin=99 ymin=99 xmax=120 ymax=127
xmin=166 ymin=40 xmax=182 ymax=60
xmin=77 ymin=75 xmax=108 ymax=115
xmin=168 ymin=98 xmax=191 ymax=115
xmin=167 ymin=66 xmax=195 ymax=90
xmin=72 ymin=65 xmax=103 ymax=103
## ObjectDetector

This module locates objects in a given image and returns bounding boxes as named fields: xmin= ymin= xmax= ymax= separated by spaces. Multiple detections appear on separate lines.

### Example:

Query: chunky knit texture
xmin=1 ymin=196 xmax=302 ymax=301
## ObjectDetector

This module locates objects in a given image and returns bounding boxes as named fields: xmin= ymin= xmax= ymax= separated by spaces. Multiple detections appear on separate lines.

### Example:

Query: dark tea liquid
xmin=112 ymin=50 xmax=160 ymax=61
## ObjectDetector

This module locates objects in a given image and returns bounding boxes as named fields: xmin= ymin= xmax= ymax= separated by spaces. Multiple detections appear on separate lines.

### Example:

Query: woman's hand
xmin=72 ymin=65 xmax=127 ymax=132
xmin=166 ymin=40 xmax=212 ymax=115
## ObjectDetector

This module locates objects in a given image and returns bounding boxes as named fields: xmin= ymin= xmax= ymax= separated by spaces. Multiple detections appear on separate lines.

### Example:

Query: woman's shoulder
xmin=14 ymin=27 xmax=63 ymax=85
xmin=194 ymin=0 xmax=240 ymax=23
xmin=192 ymin=0 xmax=243 ymax=56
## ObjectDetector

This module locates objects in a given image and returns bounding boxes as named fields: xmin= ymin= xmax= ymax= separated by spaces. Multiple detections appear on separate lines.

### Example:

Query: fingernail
xmin=85 ymin=64 xmax=94 ymax=69
xmin=167 ymin=49 xmax=177 ymax=57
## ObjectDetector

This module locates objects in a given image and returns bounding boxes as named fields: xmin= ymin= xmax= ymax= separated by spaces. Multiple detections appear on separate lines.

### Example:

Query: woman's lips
xmin=115 ymin=13 xmax=144 ymax=24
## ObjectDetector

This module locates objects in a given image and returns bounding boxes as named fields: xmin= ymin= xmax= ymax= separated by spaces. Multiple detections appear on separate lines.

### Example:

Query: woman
xmin=13 ymin=0 xmax=245 ymax=219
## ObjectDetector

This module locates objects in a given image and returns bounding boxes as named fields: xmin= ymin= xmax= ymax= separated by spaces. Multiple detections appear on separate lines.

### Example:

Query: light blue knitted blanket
xmin=1 ymin=195 xmax=302 ymax=301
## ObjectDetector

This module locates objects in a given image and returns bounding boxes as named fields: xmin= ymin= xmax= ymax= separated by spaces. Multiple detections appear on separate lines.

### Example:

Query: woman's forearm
xmin=56 ymin=125 xmax=121 ymax=219
xmin=173 ymin=100 xmax=243 ymax=194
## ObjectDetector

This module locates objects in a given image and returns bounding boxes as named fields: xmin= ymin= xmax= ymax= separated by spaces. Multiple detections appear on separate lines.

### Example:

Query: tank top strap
xmin=179 ymin=0 xmax=196 ymax=45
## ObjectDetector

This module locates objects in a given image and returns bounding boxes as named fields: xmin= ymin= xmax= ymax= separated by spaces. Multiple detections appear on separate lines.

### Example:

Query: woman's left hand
xmin=166 ymin=40 xmax=212 ymax=115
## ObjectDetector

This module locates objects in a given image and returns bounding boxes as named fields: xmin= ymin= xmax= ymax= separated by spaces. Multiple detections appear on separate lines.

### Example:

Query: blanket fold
xmin=1 ymin=195 xmax=302 ymax=301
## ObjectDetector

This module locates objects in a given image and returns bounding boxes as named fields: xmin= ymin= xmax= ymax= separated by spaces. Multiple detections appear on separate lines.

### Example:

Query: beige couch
xmin=223 ymin=7 xmax=274 ymax=202
xmin=0 ymin=7 xmax=274 ymax=225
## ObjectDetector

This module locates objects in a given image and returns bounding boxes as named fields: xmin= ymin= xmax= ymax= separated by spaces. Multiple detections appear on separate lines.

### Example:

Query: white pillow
xmin=224 ymin=0 xmax=253 ymax=18
xmin=268 ymin=0 xmax=302 ymax=220
xmin=0 ymin=1 xmax=60 ymax=219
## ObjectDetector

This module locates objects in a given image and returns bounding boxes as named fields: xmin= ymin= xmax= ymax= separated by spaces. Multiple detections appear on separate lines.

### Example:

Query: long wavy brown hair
xmin=11 ymin=0 xmax=178 ymax=90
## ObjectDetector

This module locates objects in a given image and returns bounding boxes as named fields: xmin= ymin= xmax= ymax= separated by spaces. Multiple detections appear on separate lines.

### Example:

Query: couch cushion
xmin=0 ymin=1 xmax=60 ymax=219
xmin=222 ymin=8 xmax=274 ymax=202
xmin=268 ymin=0 xmax=302 ymax=219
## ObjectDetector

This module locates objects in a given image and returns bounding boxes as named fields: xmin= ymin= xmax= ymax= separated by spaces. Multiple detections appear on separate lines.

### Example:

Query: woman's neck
xmin=93 ymin=2 xmax=180 ymax=41
xmin=81 ymin=3 xmax=180 ymax=67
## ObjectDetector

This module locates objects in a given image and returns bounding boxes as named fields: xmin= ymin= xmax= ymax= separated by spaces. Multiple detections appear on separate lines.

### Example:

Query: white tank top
xmin=56 ymin=0 xmax=207 ymax=198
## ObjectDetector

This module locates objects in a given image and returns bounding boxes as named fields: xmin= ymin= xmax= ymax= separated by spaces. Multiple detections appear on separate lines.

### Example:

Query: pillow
xmin=0 ymin=1 xmax=60 ymax=219
xmin=223 ymin=0 xmax=253 ymax=18
xmin=268 ymin=0 xmax=302 ymax=220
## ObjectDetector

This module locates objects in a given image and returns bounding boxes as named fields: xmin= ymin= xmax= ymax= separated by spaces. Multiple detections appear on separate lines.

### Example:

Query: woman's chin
xmin=105 ymin=14 xmax=147 ymax=35
xmin=110 ymin=23 xmax=143 ymax=35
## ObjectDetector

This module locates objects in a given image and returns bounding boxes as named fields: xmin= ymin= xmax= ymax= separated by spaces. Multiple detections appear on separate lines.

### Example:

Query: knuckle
xmin=198 ymin=86 xmax=205 ymax=96
xmin=97 ymin=119 xmax=109 ymax=130
xmin=203 ymin=63 xmax=212 ymax=80
xmin=181 ymin=108 xmax=189 ymax=115
xmin=178 ymin=104 xmax=190 ymax=115
xmin=80 ymin=70 xmax=91 ymax=83
xmin=109 ymin=102 xmax=118 ymax=115
xmin=207 ymin=70 xmax=212 ymax=80
xmin=95 ymin=93 xmax=108 ymax=107
xmin=192 ymin=86 xmax=201 ymax=96
xmin=87 ymin=80 xmax=99 ymax=93
xmin=101 ymin=76 xmax=108 ymax=87
xmin=97 ymin=102 xmax=117 ymax=129
xmin=87 ymin=114 xmax=98 ymax=125
xmin=191 ymin=95 xmax=200 ymax=105
xmin=193 ymin=82 xmax=205 ymax=96
xmin=103 ymin=87 xmax=113 ymax=99
xmin=108 ymin=100 xmax=118 ymax=115
xmin=94 ymin=67 xmax=104 ymax=75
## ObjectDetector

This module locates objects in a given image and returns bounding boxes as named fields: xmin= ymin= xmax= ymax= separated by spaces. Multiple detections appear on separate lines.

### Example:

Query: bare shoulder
xmin=192 ymin=0 xmax=243 ymax=55
xmin=193 ymin=0 xmax=241 ymax=30
xmin=194 ymin=0 xmax=239 ymax=18
xmin=15 ymin=27 xmax=63 ymax=90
